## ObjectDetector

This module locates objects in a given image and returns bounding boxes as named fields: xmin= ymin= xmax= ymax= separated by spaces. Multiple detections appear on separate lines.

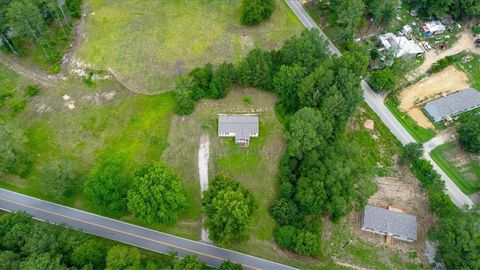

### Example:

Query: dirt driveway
xmin=399 ymin=66 xmax=470 ymax=128
xmin=415 ymin=31 xmax=480 ymax=76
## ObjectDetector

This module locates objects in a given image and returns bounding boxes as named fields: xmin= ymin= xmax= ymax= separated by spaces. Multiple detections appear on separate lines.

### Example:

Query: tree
xmin=273 ymin=226 xmax=321 ymax=256
xmin=279 ymin=29 xmax=328 ymax=72
xmin=273 ymin=65 xmax=307 ymax=113
xmin=6 ymin=0 xmax=50 ymax=59
xmin=458 ymin=113 xmax=480 ymax=154
xmin=106 ymin=245 xmax=140 ymax=270
xmin=368 ymin=69 xmax=396 ymax=93
xmin=209 ymin=62 xmax=236 ymax=99
xmin=19 ymin=253 xmax=66 ymax=270
xmin=203 ymin=175 xmax=256 ymax=246
xmin=38 ymin=159 xmax=79 ymax=200
xmin=402 ymin=143 xmax=424 ymax=163
xmin=240 ymin=0 xmax=275 ymax=26
xmin=0 ymin=119 xmax=27 ymax=174
xmin=273 ymin=225 xmax=297 ymax=250
xmin=172 ymin=255 xmax=205 ymax=270
xmin=366 ymin=0 xmax=396 ymax=26
xmin=435 ymin=209 xmax=480 ymax=269
xmin=219 ymin=260 xmax=243 ymax=270
xmin=71 ymin=239 xmax=107 ymax=269
xmin=330 ymin=0 xmax=365 ymax=42
xmin=237 ymin=48 xmax=274 ymax=90
xmin=270 ymin=198 xmax=300 ymax=225
xmin=127 ymin=162 xmax=187 ymax=224
xmin=285 ymin=107 xmax=333 ymax=159
xmin=0 ymin=251 xmax=19 ymax=270
xmin=84 ymin=156 xmax=128 ymax=215
xmin=408 ymin=0 xmax=480 ymax=20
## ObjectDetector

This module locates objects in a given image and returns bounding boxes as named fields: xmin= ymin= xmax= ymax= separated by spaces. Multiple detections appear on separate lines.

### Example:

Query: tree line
xmin=0 ymin=0 xmax=81 ymax=70
xmin=0 ymin=212 xmax=242 ymax=270
xmin=174 ymin=29 xmax=374 ymax=256
xmin=402 ymin=143 xmax=480 ymax=269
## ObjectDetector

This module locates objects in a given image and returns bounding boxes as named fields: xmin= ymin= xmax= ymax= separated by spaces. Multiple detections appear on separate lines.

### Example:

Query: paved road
xmin=0 ymin=189 xmax=296 ymax=270
xmin=285 ymin=0 xmax=473 ymax=207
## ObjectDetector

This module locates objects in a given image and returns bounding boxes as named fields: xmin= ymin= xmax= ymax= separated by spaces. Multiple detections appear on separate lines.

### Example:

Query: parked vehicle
xmin=474 ymin=38 xmax=480 ymax=44
xmin=423 ymin=42 xmax=432 ymax=51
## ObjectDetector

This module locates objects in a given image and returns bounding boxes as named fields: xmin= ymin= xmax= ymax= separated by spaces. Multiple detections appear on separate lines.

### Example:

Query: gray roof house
xmin=424 ymin=88 xmax=480 ymax=122
xmin=378 ymin=33 xmax=424 ymax=58
xmin=218 ymin=114 xmax=259 ymax=146
xmin=361 ymin=205 xmax=417 ymax=242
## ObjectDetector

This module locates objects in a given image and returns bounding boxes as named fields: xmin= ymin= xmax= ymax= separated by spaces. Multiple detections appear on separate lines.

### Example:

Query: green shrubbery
xmin=240 ymin=0 xmax=275 ymax=26
xmin=458 ymin=113 xmax=480 ymax=154
xmin=25 ymin=85 xmax=40 ymax=97
xmin=402 ymin=143 xmax=479 ymax=269
xmin=202 ymin=175 xmax=256 ymax=246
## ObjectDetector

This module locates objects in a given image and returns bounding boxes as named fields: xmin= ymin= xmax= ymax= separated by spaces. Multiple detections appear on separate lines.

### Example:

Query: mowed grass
xmin=76 ymin=0 xmax=302 ymax=93
xmin=430 ymin=142 xmax=480 ymax=194
xmin=0 ymin=70 xmax=204 ymax=238
xmin=385 ymin=98 xmax=436 ymax=143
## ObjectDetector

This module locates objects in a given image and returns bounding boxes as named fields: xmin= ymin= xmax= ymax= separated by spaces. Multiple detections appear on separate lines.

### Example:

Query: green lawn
xmin=455 ymin=53 xmax=480 ymax=90
xmin=0 ymin=63 xmax=35 ymax=118
xmin=430 ymin=142 xmax=480 ymax=194
xmin=76 ymin=0 xmax=303 ymax=93
xmin=385 ymin=98 xmax=436 ymax=143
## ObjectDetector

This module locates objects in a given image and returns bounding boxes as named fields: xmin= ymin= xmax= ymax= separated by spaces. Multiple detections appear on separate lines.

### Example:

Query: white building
xmin=423 ymin=21 xmax=446 ymax=36
xmin=378 ymin=33 xmax=424 ymax=58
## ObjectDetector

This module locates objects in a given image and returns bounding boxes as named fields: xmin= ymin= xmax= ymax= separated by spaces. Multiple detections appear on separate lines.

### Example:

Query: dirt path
xmin=414 ymin=31 xmax=480 ymax=76
xmin=0 ymin=53 xmax=61 ymax=88
xmin=61 ymin=0 xmax=89 ymax=75
xmin=198 ymin=134 xmax=210 ymax=242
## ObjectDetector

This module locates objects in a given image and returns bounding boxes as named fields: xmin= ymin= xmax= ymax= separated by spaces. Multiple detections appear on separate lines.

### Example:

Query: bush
xmin=273 ymin=226 xmax=296 ymax=250
xmin=127 ymin=162 xmax=187 ymax=224
xmin=368 ymin=69 xmax=396 ymax=93
xmin=38 ymin=159 xmax=79 ymax=200
xmin=269 ymin=198 xmax=300 ymax=225
xmin=458 ymin=113 xmax=480 ymax=154
xmin=172 ymin=255 xmax=205 ymax=270
xmin=84 ymin=156 xmax=129 ymax=215
xmin=66 ymin=0 xmax=83 ymax=19
xmin=105 ymin=245 xmax=140 ymax=270
xmin=273 ymin=226 xmax=322 ymax=256
xmin=240 ymin=0 xmax=275 ymax=26
xmin=25 ymin=85 xmax=40 ymax=97
xmin=10 ymin=99 xmax=26 ymax=113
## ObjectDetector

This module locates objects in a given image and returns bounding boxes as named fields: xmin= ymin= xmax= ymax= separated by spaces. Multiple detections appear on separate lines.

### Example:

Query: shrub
xmin=10 ymin=99 xmax=26 ymax=113
xmin=66 ymin=0 xmax=83 ymax=19
xmin=273 ymin=226 xmax=322 ymax=256
xmin=368 ymin=69 xmax=396 ymax=93
xmin=38 ymin=159 xmax=79 ymax=200
xmin=273 ymin=226 xmax=296 ymax=250
xmin=458 ymin=113 xmax=480 ymax=154
xmin=240 ymin=0 xmax=275 ymax=26
xmin=269 ymin=198 xmax=300 ymax=225
xmin=25 ymin=85 xmax=40 ymax=97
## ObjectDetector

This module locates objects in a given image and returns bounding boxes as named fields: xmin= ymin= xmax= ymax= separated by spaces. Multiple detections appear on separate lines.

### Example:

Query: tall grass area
xmin=76 ymin=0 xmax=302 ymax=93
xmin=430 ymin=142 xmax=480 ymax=194
xmin=385 ymin=97 xmax=436 ymax=143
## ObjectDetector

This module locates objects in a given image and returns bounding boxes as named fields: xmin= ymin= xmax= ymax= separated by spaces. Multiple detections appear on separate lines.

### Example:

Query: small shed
xmin=424 ymin=88 xmax=480 ymax=122
xmin=361 ymin=205 xmax=417 ymax=242
xmin=401 ymin=25 xmax=413 ymax=36
xmin=218 ymin=114 xmax=259 ymax=146
xmin=423 ymin=21 xmax=446 ymax=36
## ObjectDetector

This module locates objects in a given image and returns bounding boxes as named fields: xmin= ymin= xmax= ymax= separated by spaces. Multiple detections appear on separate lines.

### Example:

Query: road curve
xmin=0 ymin=189 xmax=296 ymax=270
xmin=284 ymin=0 xmax=473 ymax=207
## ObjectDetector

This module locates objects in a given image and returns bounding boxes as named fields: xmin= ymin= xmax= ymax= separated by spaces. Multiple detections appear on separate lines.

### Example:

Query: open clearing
xmin=399 ymin=66 xmax=470 ymax=128
xmin=431 ymin=142 xmax=480 ymax=195
xmin=75 ymin=0 xmax=302 ymax=93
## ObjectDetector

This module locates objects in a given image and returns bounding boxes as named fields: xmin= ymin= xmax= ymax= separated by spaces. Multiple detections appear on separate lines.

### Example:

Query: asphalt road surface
xmin=285 ymin=0 xmax=473 ymax=207
xmin=0 ymin=189 xmax=296 ymax=270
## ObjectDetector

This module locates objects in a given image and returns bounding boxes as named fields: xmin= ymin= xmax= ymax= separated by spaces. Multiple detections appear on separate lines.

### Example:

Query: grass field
xmin=385 ymin=98 xmax=436 ymax=143
xmin=76 ymin=0 xmax=303 ymax=93
xmin=0 ymin=64 xmax=36 ymax=118
xmin=431 ymin=142 xmax=480 ymax=194
xmin=456 ymin=53 xmax=480 ymax=89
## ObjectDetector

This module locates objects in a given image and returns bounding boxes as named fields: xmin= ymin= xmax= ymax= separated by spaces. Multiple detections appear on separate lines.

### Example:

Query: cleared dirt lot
xmin=399 ymin=66 xmax=470 ymax=128
xmin=415 ymin=31 xmax=480 ymax=76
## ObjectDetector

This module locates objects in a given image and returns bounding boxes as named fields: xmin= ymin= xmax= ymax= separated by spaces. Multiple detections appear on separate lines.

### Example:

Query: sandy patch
xmin=399 ymin=66 xmax=470 ymax=128
xmin=198 ymin=134 xmax=210 ymax=242
xmin=363 ymin=119 xmax=374 ymax=130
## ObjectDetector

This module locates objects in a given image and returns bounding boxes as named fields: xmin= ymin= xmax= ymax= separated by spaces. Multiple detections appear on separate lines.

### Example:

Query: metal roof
xmin=424 ymin=88 xmax=480 ymax=122
xmin=378 ymin=33 xmax=424 ymax=58
xmin=218 ymin=114 xmax=259 ymax=142
xmin=361 ymin=205 xmax=417 ymax=241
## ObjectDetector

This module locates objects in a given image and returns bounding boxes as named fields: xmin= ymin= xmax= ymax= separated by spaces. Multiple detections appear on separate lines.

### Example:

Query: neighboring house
xmin=361 ymin=205 xmax=417 ymax=242
xmin=401 ymin=25 xmax=413 ymax=37
xmin=218 ymin=114 xmax=259 ymax=146
xmin=378 ymin=33 xmax=424 ymax=58
xmin=422 ymin=21 xmax=446 ymax=36
xmin=424 ymin=88 xmax=480 ymax=123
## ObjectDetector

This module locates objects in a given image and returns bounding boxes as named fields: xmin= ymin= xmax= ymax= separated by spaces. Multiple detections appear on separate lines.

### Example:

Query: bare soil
xmin=415 ymin=31 xmax=480 ymax=76
xmin=353 ymin=163 xmax=435 ymax=266
xmin=399 ymin=66 xmax=470 ymax=128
